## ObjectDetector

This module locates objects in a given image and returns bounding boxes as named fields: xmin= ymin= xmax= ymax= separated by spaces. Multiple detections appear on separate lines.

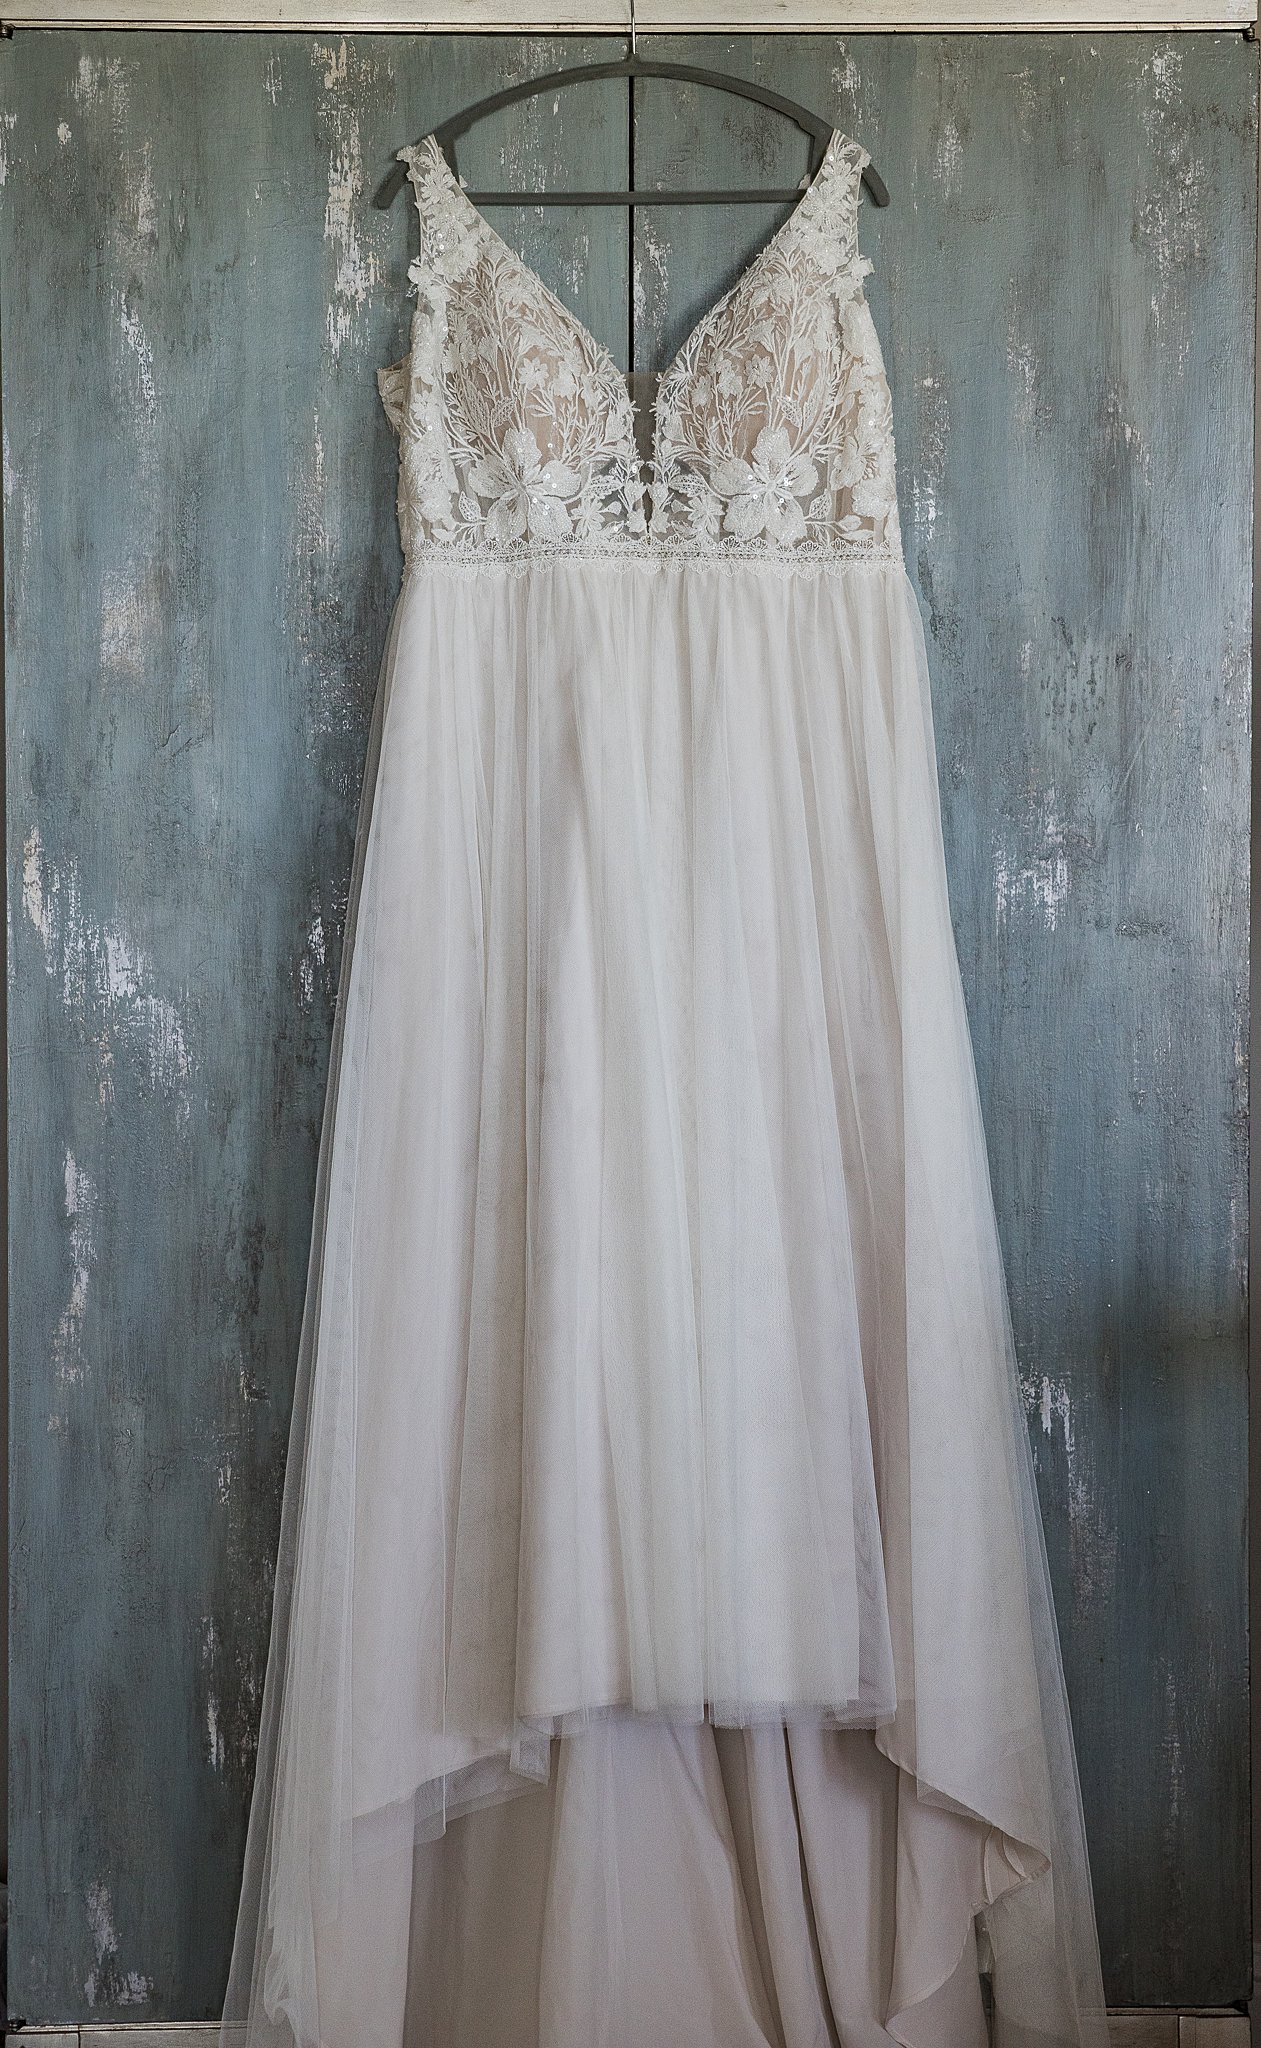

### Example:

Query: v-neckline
xmin=412 ymin=125 xmax=851 ymax=482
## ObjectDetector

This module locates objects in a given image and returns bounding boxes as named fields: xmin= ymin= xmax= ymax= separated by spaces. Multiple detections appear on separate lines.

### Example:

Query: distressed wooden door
xmin=0 ymin=27 xmax=1253 ymax=2024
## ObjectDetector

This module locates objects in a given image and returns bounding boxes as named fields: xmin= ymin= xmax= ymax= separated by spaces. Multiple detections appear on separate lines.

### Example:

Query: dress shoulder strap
xmin=396 ymin=135 xmax=486 ymax=287
xmin=799 ymin=129 xmax=875 ymax=291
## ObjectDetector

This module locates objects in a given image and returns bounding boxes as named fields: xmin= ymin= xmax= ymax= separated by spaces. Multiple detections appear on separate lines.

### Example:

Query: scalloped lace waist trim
xmin=401 ymin=541 xmax=906 ymax=577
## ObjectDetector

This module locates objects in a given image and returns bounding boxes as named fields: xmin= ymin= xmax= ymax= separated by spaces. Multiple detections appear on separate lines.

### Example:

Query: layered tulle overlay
xmin=219 ymin=554 xmax=1107 ymax=2048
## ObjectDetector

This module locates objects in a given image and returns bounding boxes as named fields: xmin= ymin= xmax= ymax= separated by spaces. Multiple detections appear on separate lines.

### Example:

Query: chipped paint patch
xmin=289 ymin=403 xmax=358 ymax=741
xmin=297 ymin=905 xmax=327 ymax=1008
xmin=83 ymin=1880 xmax=154 ymax=2007
xmin=52 ymin=1150 xmax=97 ymax=1398
xmin=323 ymin=119 xmax=378 ymax=358
xmin=1026 ymin=1371 xmax=1116 ymax=1609
xmin=23 ymin=824 xmax=51 ymax=946
xmin=21 ymin=830 xmax=193 ymax=1108
xmin=115 ymin=287 xmax=157 ymax=425
xmin=1134 ymin=45 xmax=1203 ymax=375
xmin=71 ymin=53 xmax=131 ymax=124
xmin=307 ymin=35 xmax=392 ymax=362
xmin=994 ymin=789 xmax=1074 ymax=931
xmin=57 ymin=119 xmax=72 ymax=145
xmin=912 ymin=370 xmax=949 ymax=540
xmin=202 ymin=1621 xmax=227 ymax=1771
xmin=830 ymin=49 xmax=860 ymax=100
xmin=200 ymin=1609 xmax=265 ymax=1788
xmin=314 ymin=37 xmax=348 ymax=91
xmin=935 ymin=116 xmax=964 ymax=199
xmin=122 ymin=140 xmax=158 ymax=253
xmin=1011 ymin=64 xmax=1040 ymax=144
xmin=1100 ymin=382 xmax=1152 ymax=492
xmin=633 ymin=219 xmax=669 ymax=341
xmin=100 ymin=568 xmax=154 ymax=680
xmin=1037 ymin=1373 xmax=1072 ymax=1447
xmin=1136 ymin=144 xmax=1206 ymax=285
xmin=265 ymin=53 xmax=283 ymax=106
xmin=1005 ymin=290 xmax=1049 ymax=438
xmin=1147 ymin=40 xmax=1183 ymax=111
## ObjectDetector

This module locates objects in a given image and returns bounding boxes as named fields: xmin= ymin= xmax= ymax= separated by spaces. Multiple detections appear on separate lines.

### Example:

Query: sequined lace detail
xmin=378 ymin=128 xmax=902 ymax=571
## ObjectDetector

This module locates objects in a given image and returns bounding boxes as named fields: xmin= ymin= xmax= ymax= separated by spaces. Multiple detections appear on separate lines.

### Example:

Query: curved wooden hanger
xmin=372 ymin=52 xmax=889 ymax=213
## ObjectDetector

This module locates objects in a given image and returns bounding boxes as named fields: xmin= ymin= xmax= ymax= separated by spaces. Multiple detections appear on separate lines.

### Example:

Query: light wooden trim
xmin=7 ymin=2017 xmax=1251 ymax=2045
xmin=0 ymin=0 xmax=1254 ymax=28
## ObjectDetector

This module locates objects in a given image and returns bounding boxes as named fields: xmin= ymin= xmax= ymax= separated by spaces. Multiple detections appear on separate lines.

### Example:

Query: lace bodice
xmin=378 ymin=127 xmax=902 ymax=570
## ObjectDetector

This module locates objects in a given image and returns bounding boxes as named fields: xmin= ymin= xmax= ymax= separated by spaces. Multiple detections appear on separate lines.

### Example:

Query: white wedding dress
xmin=219 ymin=126 xmax=1109 ymax=2048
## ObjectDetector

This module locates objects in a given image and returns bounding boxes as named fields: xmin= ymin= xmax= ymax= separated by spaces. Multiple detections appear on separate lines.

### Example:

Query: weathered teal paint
xmin=0 ymin=26 xmax=1252 ymax=2024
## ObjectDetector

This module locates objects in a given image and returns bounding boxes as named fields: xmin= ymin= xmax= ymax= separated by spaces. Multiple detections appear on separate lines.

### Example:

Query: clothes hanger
xmin=371 ymin=6 xmax=890 ymax=212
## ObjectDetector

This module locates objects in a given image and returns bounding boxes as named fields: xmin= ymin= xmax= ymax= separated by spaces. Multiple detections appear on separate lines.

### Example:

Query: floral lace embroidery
xmin=378 ymin=134 xmax=645 ymax=563
xmin=378 ymin=128 xmax=902 ymax=570
xmin=650 ymin=134 xmax=898 ymax=561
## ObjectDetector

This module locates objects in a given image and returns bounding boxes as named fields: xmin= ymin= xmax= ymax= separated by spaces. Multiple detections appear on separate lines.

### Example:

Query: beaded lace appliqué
xmin=377 ymin=128 xmax=902 ymax=572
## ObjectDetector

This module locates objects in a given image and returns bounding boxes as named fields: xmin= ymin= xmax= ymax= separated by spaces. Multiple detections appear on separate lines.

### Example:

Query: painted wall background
xmin=0 ymin=26 xmax=1252 ymax=2024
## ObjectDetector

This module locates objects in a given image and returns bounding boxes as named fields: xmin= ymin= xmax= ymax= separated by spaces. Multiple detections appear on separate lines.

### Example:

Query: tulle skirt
xmin=219 ymin=555 xmax=1108 ymax=2048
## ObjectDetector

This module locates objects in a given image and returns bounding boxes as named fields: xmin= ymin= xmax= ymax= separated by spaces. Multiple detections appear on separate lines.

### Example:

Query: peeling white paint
xmin=71 ymin=53 xmax=131 ymax=122
xmin=1134 ymin=47 xmax=1200 ymax=376
xmin=1101 ymin=384 xmax=1151 ymax=488
xmin=297 ymin=412 xmax=330 ymax=570
xmin=912 ymin=373 xmax=949 ymax=540
xmin=52 ymin=1149 xmax=96 ymax=1394
xmin=57 ymin=119 xmax=72 ymax=145
xmin=633 ymin=220 xmax=669 ymax=336
xmin=994 ymin=789 xmax=1073 ymax=932
xmin=0 ymin=110 xmax=16 ymax=189
xmin=104 ymin=929 xmax=191 ymax=1091
xmin=207 ymin=1690 xmax=226 ymax=1772
xmin=314 ymin=36 xmax=348 ymax=89
xmin=558 ymin=236 xmax=593 ymax=310
xmin=23 ymin=824 xmax=51 ymax=946
xmin=1137 ymin=149 xmax=1205 ymax=291
xmin=1028 ymin=1370 xmax=1116 ymax=1608
xmin=202 ymin=1617 xmax=228 ymax=1770
xmin=21 ymin=829 xmax=194 ymax=1109
xmin=291 ymin=405 xmax=355 ymax=739
xmin=115 ymin=289 xmax=157 ymax=425
xmin=84 ymin=1879 xmax=154 ymax=2008
xmin=265 ymin=53 xmax=283 ymax=105
xmin=323 ymin=117 xmax=378 ymax=358
xmin=1148 ymin=40 xmax=1183 ymax=110
xmin=829 ymin=50 xmax=860 ymax=100
xmin=1005 ymin=302 xmax=1044 ymax=436
xmin=126 ymin=140 xmax=158 ymax=250
xmin=1039 ymin=1373 xmax=1072 ymax=1444
xmin=298 ymin=907 xmax=327 ymax=1007
xmin=1011 ymin=64 xmax=1040 ymax=144
xmin=100 ymin=569 xmax=153 ymax=680
xmin=935 ymin=116 xmax=964 ymax=199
